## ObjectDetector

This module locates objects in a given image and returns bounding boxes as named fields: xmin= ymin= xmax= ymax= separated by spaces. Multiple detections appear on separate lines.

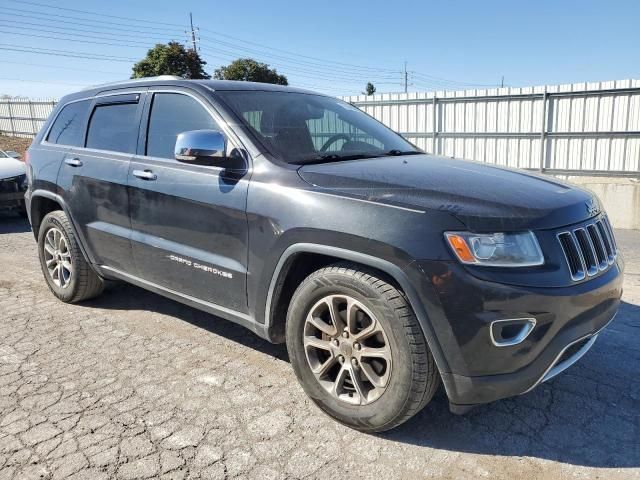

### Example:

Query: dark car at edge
xmin=24 ymin=77 xmax=623 ymax=432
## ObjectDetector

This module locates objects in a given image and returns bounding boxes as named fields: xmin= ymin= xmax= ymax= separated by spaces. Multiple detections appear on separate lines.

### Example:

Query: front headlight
xmin=444 ymin=231 xmax=544 ymax=267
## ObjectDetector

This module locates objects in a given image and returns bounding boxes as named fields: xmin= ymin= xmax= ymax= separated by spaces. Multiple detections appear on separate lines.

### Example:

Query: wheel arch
xmin=264 ymin=243 xmax=451 ymax=375
xmin=29 ymin=189 xmax=96 ymax=266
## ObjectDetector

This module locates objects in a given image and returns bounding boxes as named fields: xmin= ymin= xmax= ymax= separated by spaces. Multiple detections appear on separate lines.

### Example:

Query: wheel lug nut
xmin=351 ymin=358 xmax=358 ymax=367
xmin=332 ymin=339 xmax=339 ymax=347
xmin=342 ymin=331 xmax=349 ymax=339
xmin=353 ymin=343 xmax=361 ymax=350
xmin=338 ymin=355 xmax=344 ymax=363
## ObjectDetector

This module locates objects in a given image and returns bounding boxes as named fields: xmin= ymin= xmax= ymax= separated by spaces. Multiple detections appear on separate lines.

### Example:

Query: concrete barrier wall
xmin=553 ymin=176 xmax=640 ymax=229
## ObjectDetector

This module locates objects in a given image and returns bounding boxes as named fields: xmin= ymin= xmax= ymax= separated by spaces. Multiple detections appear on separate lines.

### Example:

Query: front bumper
xmin=414 ymin=258 xmax=623 ymax=409
xmin=0 ymin=176 xmax=27 ymax=210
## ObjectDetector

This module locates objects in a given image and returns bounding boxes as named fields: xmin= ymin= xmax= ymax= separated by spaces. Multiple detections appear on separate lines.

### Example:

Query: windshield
xmin=216 ymin=91 xmax=419 ymax=164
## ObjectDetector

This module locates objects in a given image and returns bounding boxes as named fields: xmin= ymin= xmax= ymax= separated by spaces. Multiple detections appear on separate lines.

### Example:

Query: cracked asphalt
xmin=0 ymin=214 xmax=638 ymax=480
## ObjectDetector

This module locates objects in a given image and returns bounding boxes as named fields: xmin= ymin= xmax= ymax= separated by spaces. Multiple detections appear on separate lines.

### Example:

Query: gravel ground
xmin=0 ymin=136 xmax=31 ymax=158
xmin=0 ymin=213 xmax=638 ymax=480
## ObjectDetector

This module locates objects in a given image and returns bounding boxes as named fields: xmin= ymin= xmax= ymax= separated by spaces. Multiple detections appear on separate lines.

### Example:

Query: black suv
xmin=25 ymin=78 xmax=623 ymax=432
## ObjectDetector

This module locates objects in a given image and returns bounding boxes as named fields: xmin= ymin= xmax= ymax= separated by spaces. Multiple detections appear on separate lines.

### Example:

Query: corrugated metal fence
xmin=343 ymin=79 xmax=640 ymax=176
xmin=2 ymin=79 xmax=639 ymax=175
xmin=0 ymin=98 xmax=57 ymax=138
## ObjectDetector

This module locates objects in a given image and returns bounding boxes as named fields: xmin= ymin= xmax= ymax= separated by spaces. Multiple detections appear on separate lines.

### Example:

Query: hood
xmin=298 ymin=154 xmax=598 ymax=231
xmin=0 ymin=157 xmax=26 ymax=180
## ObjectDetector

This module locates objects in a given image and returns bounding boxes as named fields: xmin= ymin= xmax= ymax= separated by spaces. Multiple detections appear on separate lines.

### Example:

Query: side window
xmin=86 ymin=102 xmax=139 ymax=154
xmin=146 ymin=93 xmax=219 ymax=159
xmin=46 ymin=100 xmax=90 ymax=146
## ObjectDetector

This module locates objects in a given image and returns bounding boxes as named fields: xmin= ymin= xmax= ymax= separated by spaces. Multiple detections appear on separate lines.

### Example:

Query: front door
xmin=128 ymin=89 xmax=250 ymax=313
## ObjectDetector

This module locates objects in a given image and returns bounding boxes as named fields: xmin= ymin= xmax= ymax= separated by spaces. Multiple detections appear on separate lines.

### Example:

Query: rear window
xmin=46 ymin=100 xmax=90 ymax=146
xmin=86 ymin=103 xmax=139 ymax=154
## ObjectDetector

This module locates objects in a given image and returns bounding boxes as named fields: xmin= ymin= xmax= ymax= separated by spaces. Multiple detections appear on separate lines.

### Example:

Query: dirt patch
xmin=0 ymin=135 xmax=33 ymax=159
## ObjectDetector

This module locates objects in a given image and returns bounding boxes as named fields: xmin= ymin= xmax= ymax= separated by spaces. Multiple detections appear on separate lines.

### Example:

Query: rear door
xmin=128 ymin=88 xmax=250 ymax=313
xmin=57 ymin=90 xmax=145 ymax=273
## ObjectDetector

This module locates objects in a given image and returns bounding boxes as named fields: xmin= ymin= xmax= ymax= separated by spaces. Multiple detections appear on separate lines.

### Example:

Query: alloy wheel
xmin=43 ymin=227 xmax=73 ymax=288
xmin=303 ymin=294 xmax=392 ymax=405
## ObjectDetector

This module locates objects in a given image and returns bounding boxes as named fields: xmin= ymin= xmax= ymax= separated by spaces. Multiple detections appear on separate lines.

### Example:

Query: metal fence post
xmin=6 ymin=100 xmax=16 ymax=137
xmin=28 ymin=100 xmax=37 ymax=136
xmin=539 ymin=90 xmax=548 ymax=172
xmin=432 ymin=96 xmax=438 ymax=155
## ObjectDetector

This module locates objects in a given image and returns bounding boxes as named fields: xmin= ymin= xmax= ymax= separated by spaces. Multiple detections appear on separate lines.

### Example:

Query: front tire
xmin=37 ymin=210 xmax=104 ymax=303
xmin=286 ymin=263 xmax=439 ymax=432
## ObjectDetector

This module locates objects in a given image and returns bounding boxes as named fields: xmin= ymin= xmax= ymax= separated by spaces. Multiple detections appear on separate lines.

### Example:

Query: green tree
xmin=364 ymin=82 xmax=376 ymax=95
xmin=214 ymin=58 xmax=288 ymax=85
xmin=131 ymin=42 xmax=210 ymax=79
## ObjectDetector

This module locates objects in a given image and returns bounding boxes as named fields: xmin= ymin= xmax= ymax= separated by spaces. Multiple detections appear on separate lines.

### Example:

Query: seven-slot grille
xmin=557 ymin=216 xmax=617 ymax=281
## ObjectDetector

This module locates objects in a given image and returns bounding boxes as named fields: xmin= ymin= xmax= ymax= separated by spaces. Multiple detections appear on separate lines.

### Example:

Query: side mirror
xmin=175 ymin=129 xmax=227 ymax=165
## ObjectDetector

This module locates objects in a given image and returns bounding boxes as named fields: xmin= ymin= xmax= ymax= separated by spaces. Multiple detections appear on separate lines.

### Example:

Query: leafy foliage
xmin=131 ymin=42 xmax=210 ymax=79
xmin=214 ymin=58 xmax=288 ymax=85
xmin=364 ymin=82 xmax=376 ymax=95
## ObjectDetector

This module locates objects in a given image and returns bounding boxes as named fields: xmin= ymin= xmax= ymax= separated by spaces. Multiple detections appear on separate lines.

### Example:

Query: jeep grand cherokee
xmin=25 ymin=78 xmax=623 ymax=432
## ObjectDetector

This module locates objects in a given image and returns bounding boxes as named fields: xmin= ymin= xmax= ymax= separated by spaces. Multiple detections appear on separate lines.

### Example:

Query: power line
xmin=198 ymin=32 xmax=401 ymax=74
xmin=0 ymin=29 xmax=162 ymax=49
xmin=198 ymin=46 xmax=399 ymax=85
xmin=197 ymin=37 xmax=401 ymax=79
xmin=0 ymin=76 xmax=90 ymax=87
xmin=0 ymin=16 xmax=175 ymax=41
xmin=3 ymin=2 xmax=495 ymax=94
xmin=0 ymin=44 xmax=138 ymax=62
xmin=0 ymin=59 xmax=125 ymax=76
xmin=0 ymin=9 xmax=183 ymax=36
xmin=1 ymin=6 xmax=186 ymax=34
xmin=8 ymin=0 xmax=186 ymax=28
xmin=1 ymin=10 xmax=397 ymax=86
xmin=0 ymin=24 xmax=174 ymax=48
xmin=7 ymin=1 xmax=402 ymax=75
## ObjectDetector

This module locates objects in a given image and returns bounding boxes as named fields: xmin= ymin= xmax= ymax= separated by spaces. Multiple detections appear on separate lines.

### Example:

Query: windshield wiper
xmin=384 ymin=149 xmax=423 ymax=156
xmin=294 ymin=153 xmax=381 ymax=165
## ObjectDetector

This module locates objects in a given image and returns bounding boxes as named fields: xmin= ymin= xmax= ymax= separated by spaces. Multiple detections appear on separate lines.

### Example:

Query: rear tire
xmin=286 ymin=262 xmax=439 ymax=432
xmin=37 ymin=210 xmax=104 ymax=303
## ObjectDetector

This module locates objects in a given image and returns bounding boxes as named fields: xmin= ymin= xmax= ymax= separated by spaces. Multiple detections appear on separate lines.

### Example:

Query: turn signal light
xmin=445 ymin=234 xmax=476 ymax=263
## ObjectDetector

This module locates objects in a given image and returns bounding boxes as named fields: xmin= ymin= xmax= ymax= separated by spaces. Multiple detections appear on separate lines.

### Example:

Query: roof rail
xmin=82 ymin=75 xmax=184 ymax=90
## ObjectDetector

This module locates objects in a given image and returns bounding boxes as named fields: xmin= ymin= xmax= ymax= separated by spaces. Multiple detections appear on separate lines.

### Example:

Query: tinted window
xmin=146 ymin=93 xmax=218 ymax=159
xmin=86 ymin=103 xmax=139 ymax=153
xmin=47 ymin=100 xmax=90 ymax=146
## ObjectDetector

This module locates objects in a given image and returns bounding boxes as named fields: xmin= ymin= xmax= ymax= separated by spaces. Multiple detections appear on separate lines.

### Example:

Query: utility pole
xmin=403 ymin=61 xmax=408 ymax=93
xmin=501 ymin=75 xmax=504 ymax=88
xmin=189 ymin=12 xmax=198 ymax=51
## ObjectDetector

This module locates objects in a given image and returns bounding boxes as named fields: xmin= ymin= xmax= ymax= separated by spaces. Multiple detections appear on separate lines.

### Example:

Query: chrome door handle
xmin=133 ymin=169 xmax=157 ymax=181
xmin=64 ymin=158 xmax=83 ymax=167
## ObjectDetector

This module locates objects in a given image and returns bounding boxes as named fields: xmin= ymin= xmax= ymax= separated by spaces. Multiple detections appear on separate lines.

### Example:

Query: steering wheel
xmin=320 ymin=133 xmax=352 ymax=152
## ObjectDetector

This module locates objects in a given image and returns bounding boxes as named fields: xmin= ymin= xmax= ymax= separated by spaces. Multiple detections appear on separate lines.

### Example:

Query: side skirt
xmin=98 ymin=265 xmax=270 ymax=340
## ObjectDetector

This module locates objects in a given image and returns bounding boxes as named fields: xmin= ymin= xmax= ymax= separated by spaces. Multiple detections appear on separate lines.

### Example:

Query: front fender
xmin=263 ymin=242 xmax=453 ymax=376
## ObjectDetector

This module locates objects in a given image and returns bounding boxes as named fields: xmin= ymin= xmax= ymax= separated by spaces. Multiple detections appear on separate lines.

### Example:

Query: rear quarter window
xmin=46 ymin=100 xmax=90 ymax=146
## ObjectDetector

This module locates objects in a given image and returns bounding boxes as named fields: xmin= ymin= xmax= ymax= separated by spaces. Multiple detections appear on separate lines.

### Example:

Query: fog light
xmin=490 ymin=318 xmax=536 ymax=347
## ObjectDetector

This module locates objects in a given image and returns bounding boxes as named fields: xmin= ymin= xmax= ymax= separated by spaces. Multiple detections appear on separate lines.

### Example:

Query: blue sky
xmin=1 ymin=0 xmax=639 ymax=98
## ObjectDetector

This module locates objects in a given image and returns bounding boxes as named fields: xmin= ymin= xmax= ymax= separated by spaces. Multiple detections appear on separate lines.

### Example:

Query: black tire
xmin=286 ymin=263 xmax=439 ymax=432
xmin=37 ymin=210 xmax=104 ymax=303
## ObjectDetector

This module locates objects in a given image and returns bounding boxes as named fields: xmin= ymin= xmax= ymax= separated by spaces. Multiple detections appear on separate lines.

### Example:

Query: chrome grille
xmin=557 ymin=216 xmax=617 ymax=281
